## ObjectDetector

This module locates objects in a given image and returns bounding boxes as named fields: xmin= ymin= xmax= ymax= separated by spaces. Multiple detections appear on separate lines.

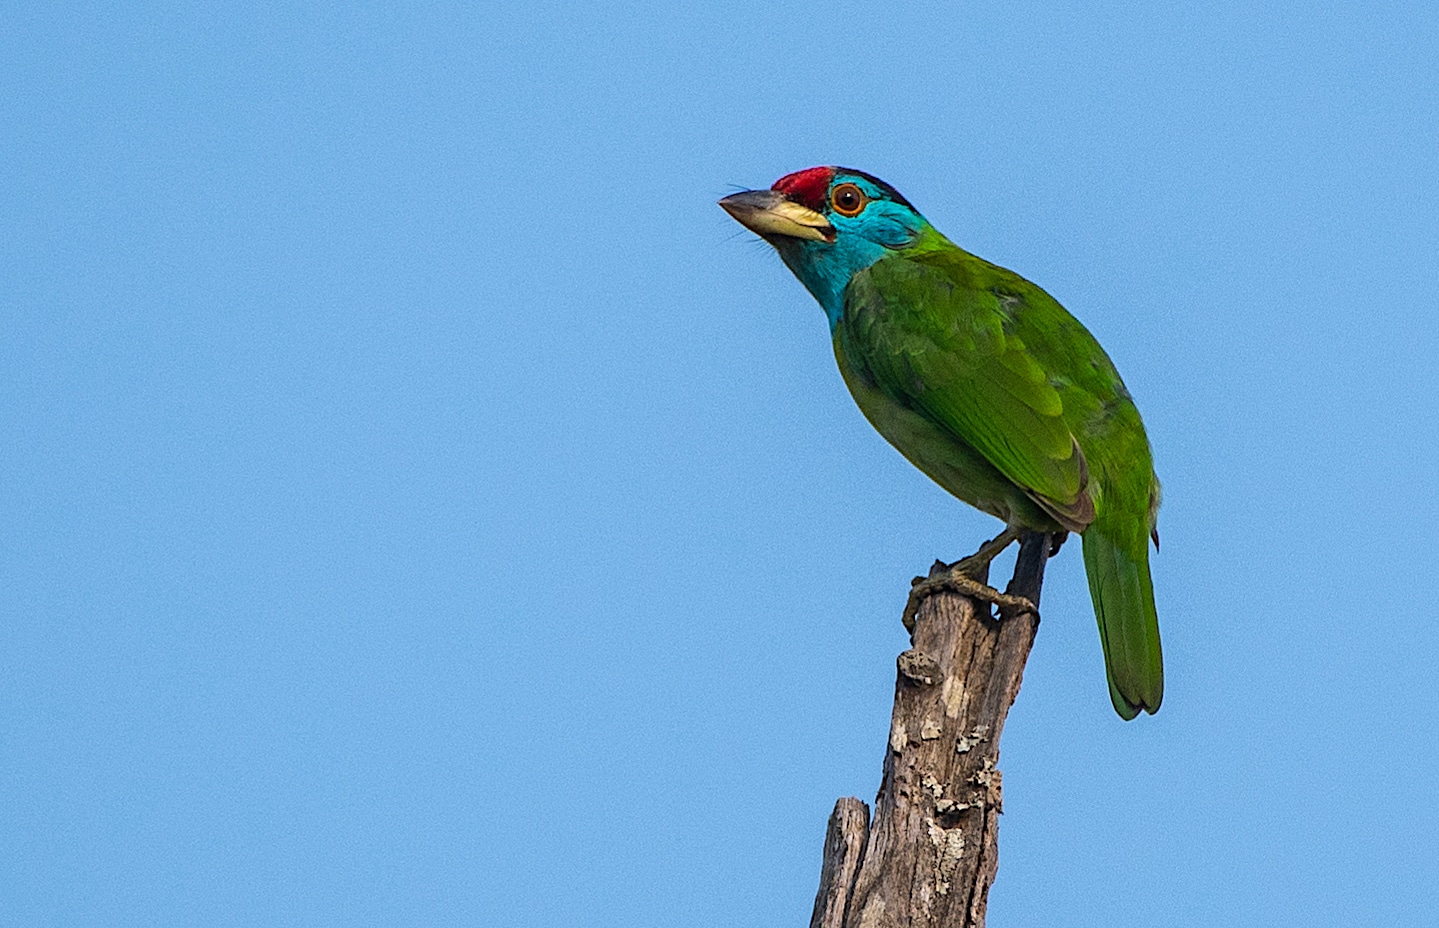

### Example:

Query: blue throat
xmin=772 ymin=197 xmax=927 ymax=331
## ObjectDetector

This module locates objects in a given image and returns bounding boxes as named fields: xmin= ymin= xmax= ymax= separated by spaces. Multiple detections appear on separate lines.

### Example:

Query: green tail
xmin=1081 ymin=522 xmax=1163 ymax=720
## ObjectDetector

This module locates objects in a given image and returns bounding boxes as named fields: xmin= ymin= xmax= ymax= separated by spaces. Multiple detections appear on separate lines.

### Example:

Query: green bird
xmin=720 ymin=167 xmax=1162 ymax=719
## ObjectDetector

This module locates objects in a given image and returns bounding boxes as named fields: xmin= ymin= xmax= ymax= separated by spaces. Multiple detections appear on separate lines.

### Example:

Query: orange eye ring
xmin=830 ymin=182 xmax=867 ymax=217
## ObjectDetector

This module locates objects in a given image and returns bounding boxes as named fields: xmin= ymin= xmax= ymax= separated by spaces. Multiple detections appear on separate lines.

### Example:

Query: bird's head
xmin=719 ymin=167 xmax=934 ymax=325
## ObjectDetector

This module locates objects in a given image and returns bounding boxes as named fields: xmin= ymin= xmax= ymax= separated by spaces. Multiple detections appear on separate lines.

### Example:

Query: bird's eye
xmin=830 ymin=183 xmax=867 ymax=217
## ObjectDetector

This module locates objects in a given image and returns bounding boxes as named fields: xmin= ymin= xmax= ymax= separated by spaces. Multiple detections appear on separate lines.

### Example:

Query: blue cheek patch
xmin=866 ymin=212 xmax=919 ymax=248
xmin=773 ymin=193 xmax=927 ymax=331
xmin=833 ymin=200 xmax=921 ymax=249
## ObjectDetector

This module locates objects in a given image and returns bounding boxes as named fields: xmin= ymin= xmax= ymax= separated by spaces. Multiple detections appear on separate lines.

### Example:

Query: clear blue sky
xmin=4 ymin=3 xmax=1437 ymax=925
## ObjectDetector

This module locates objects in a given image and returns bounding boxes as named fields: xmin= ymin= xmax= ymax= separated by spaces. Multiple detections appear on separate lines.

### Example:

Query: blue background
xmin=4 ymin=3 xmax=1437 ymax=925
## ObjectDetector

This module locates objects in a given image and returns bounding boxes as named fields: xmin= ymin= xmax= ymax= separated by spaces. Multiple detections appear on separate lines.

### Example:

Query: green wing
xmin=839 ymin=249 xmax=1094 ymax=532
xmin=840 ymin=243 xmax=1163 ymax=718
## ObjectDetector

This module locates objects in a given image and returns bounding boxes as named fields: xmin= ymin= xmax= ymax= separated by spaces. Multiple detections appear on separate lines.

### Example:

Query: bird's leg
xmin=946 ymin=525 xmax=1026 ymax=577
xmin=902 ymin=526 xmax=1037 ymax=632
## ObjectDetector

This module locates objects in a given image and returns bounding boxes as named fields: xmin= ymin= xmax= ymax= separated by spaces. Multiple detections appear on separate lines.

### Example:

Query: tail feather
xmin=1081 ymin=523 xmax=1163 ymax=719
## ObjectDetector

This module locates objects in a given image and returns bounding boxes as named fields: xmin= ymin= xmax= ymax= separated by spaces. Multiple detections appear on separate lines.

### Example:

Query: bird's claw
xmin=901 ymin=568 xmax=1038 ymax=633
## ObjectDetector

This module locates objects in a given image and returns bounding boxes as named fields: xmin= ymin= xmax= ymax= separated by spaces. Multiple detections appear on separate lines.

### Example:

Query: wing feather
xmin=842 ymin=255 xmax=1093 ymax=529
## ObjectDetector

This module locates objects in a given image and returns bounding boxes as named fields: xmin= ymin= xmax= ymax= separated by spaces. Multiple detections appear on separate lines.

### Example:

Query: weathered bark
xmin=811 ymin=532 xmax=1051 ymax=928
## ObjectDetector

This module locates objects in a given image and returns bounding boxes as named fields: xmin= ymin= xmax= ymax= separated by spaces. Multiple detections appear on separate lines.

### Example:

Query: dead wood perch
xmin=810 ymin=531 xmax=1052 ymax=928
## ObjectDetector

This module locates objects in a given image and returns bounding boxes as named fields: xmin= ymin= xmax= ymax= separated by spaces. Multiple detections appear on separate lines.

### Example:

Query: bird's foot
xmin=902 ymin=571 xmax=1037 ymax=632
xmin=901 ymin=527 xmax=1037 ymax=632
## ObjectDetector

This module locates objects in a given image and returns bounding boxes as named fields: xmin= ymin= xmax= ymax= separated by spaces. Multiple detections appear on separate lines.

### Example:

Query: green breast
xmin=831 ymin=330 xmax=1063 ymax=531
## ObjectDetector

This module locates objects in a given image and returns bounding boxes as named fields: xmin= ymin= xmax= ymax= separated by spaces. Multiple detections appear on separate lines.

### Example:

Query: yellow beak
xmin=718 ymin=189 xmax=835 ymax=243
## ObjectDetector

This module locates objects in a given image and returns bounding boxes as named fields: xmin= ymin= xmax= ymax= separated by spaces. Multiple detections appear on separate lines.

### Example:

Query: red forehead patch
xmin=772 ymin=166 xmax=835 ymax=211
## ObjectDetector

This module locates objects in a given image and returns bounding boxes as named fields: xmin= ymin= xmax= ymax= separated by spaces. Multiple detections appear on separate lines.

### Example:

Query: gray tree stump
xmin=810 ymin=532 xmax=1051 ymax=928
